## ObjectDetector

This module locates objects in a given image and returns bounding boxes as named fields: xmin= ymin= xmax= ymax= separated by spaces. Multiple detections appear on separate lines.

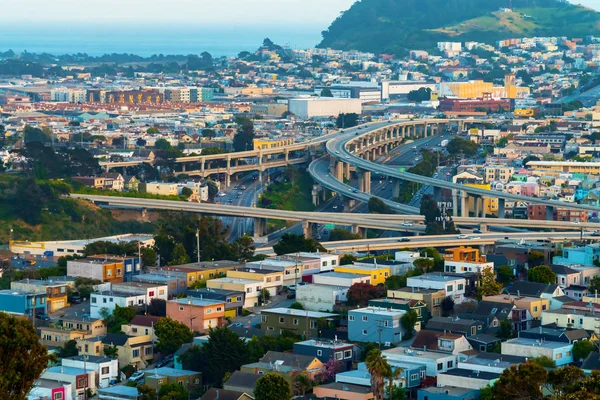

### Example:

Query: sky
xmin=0 ymin=0 xmax=357 ymax=26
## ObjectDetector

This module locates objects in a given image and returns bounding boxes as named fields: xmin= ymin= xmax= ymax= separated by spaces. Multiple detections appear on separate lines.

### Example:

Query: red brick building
xmin=439 ymin=97 xmax=512 ymax=113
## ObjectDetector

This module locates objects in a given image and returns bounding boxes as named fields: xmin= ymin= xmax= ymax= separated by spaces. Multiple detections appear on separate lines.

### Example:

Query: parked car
xmin=128 ymin=371 xmax=145 ymax=383
xmin=287 ymin=292 xmax=296 ymax=299
xmin=155 ymin=355 xmax=174 ymax=368
xmin=35 ymin=314 xmax=50 ymax=321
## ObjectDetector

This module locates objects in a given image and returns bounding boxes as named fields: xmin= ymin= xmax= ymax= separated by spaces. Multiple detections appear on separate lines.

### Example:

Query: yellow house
xmin=253 ymin=137 xmax=294 ymax=150
xmin=484 ymin=294 xmax=550 ymax=320
xmin=465 ymin=183 xmax=498 ymax=215
xmin=334 ymin=265 xmax=390 ymax=285
xmin=11 ymin=279 xmax=70 ymax=313
xmin=79 ymin=333 xmax=153 ymax=369
xmin=148 ymin=261 xmax=241 ymax=287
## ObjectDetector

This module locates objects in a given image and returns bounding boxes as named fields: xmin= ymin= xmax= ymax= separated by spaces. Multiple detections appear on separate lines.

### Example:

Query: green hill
xmin=318 ymin=0 xmax=600 ymax=56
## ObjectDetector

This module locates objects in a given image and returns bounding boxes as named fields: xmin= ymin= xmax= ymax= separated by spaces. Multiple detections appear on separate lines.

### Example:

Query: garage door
xmin=51 ymin=299 xmax=65 ymax=312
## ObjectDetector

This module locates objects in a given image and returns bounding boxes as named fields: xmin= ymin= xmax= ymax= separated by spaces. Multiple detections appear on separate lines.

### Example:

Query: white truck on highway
xmin=440 ymin=139 xmax=449 ymax=148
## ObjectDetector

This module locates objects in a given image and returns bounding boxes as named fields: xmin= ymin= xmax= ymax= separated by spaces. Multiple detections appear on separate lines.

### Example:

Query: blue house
xmin=553 ymin=243 xmax=600 ymax=267
xmin=122 ymin=256 xmax=142 ymax=282
xmin=348 ymin=307 xmax=406 ymax=345
xmin=0 ymin=290 xmax=47 ymax=317
xmin=418 ymin=386 xmax=480 ymax=400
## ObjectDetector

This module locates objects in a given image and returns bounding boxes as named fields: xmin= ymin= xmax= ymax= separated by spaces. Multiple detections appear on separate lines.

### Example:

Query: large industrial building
xmin=288 ymin=98 xmax=362 ymax=119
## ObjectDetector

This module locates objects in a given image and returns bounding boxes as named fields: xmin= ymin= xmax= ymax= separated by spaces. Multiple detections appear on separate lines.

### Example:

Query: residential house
xmin=241 ymin=351 xmax=325 ymax=382
xmin=483 ymin=294 xmax=550 ymax=320
xmin=334 ymin=264 xmax=390 ymax=285
xmin=336 ymin=361 xmax=426 ymax=389
xmin=208 ymin=267 xmax=284 ymax=307
xmin=348 ymin=307 xmax=406 ymax=345
xmin=541 ymin=308 xmax=600 ymax=331
xmin=468 ymin=299 xmax=532 ymax=332
xmin=293 ymin=339 xmax=358 ymax=371
xmin=466 ymin=334 xmax=503 ymax=352
xmin=387 ymin=287 xmax=446 ymax=317
xmin=501 ymin=338 xmax=573 ymax=366
xmin=188 ymin=288 xmax=245 ymax=318
xmin=503 ymin=281 xmax=565 ymax=310
xmin=223 ymin=371 xmax=261 ymax=396
xmin=100 ymin=333 xmax=153 ymax=369
xmin=100 ymin=172 xmax=125 ymax=191
xmin=39 ymin=315 xmax=106 ymax=348
xmin=40 ymin=366 xmax=96 ymax=399
xmin=417 ymin=386 xmax=480 ymax=400
xmin=457 ymin=352 xmax=527 ymax=374
xmin=406 ymin=274 xmax=467 ymax=304
xmin=519 ymin=326 xmax=596 ymax=344
xmin=382 ymin=346 xmax=457 ymax=377
xmin=582 ymin=352 xmax=600 ymax=374
xmin=120 ymin=315 xmax=160 ymax=341
xmin=296 ymin=284 xmax=348 ymax=312
xmin=143 ymin=367 xmax=202 ymax=391
xmin=260 ymin=308 xmax=338 ymax=338
xmin=90 ymin=291 xmax=147 ymax=318
xmin=443 ymin=247 xmax=494 ymax=275
xmin=411 ymin=330 xmax=473 ymax=355
xmin=166 ymin=297 xmax=225 ymax=333
xmin=11 ymin=279 xmax=69 ymax=313
xmin=552 ymin=264 xmax=582 ymax=288
xmin=132 ymin=273 xmax=187 ymax=296
xmin=0 ymin=289 xmax=47 ymax=317
xmin=552 ymin=243 xmax=600 ymax=267
xmin=201 ymin=388 xmax=254 ymax=400
xmin=68 ymin=255 xmax=141 ymax=283
xmin=426 ymin=316 xmax=484 ymax=337
xmin=111 ymin=281 xmax=169 ymax=303
xmin=312 ymin=271 xmax=371 ymax=287
xmin=369 ymin=298 xmax=429 ymax=329
xmin=352 ymin=258 xmax=414 ymax=276
xmin=436 ymin=369 xmax=500 ymax=390
xmin=62 ymin=355 xmax=119 ymax=389
xmin=565 ymin=285 xmax=590 ymax=301
xmin=28 ymin=381 xmax=73 ymax=400
xmin=148 ymin=261 xmax=241 ymax=288
xmin=313 ymin=382 xmax=374 ymax=400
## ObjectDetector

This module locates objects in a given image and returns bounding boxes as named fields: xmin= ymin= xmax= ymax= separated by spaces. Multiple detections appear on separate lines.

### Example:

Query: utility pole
xmin=376 ymin=319 xmax=384 ymax=349
xmin=196 ymin=228 xmax=201 ymax=263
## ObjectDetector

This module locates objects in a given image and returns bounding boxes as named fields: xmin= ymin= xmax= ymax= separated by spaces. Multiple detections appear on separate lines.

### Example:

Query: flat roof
xmin=94 ymin=291 xmax=144 ymax=298
xmin=505 ymin=338 xmax=571 ymax=349
xmin=316 ymin=272 xmax=370 ymax=279
xmin=440 ymin=368 xmax=500 ymax=380
xmin=145 ymin=366 xmax=199 ymax=378
xmin=208 ymin=277 xmax=257 ymax=285
xmin=349 ymin=307 xmax=406 ymax=317
xmin=169 ymin=297 xmax=224 ymax=307
xmin=420 ymin=386 xmax=477 ymax=396
xmin=408 ymin=273 xmax=465 ymax=283
xmin=296 ymin=339 xmax=353 ymax=349
xmin=261 ymin=307 xmax=337 ymax=318
xmin=13 ymin=279 xmax=66 ymax=287
xmin=384 ymin=347 xmax=452 ymax=361
xmin=336 ymin=265 xmax=389 ymax=272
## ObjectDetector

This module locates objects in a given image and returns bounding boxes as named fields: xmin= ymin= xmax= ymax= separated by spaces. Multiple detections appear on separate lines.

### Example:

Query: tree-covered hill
xmin=318 ymin=0 xmax=600 ymax=55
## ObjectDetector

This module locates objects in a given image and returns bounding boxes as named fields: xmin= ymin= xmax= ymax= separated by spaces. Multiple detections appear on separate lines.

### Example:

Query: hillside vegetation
xmin=318 ymin=0 xmax=600 ymax=55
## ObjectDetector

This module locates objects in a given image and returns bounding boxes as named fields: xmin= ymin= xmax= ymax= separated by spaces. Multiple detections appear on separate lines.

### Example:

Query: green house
xmin=368 ymin=298 xmax=430 ymax=327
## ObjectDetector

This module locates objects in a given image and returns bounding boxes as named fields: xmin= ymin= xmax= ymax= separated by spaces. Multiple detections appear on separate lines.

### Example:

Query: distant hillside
xmin=318 ymin=0 xmax=600 ymax=55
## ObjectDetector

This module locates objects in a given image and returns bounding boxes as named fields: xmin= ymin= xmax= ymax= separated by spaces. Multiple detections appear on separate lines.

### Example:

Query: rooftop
xmin=383 ymin=347 xmax=453 ymax=361
xmin=295 ymin=339 xmax=353 ymax=349
xmin=419 ymin=386 xmax=477 ymax=396
xmin=261 ymin=308 xmax=337 ymax=318
xmin=316 ymin=272 xmax=371 ymax=280
xmin=349 ymin=306 xmax=406 ymax=317
xmin=145 ymin=366 xmax=199 ymax=378
xmin=439 ymin=368 xmax=500 ymax=380
xmin=317 ymin=382 xmax=373 ymax=394
xmin=407 ymin=273 xmax=465 ymax=283
xmin=169 ymin=297 xmax=224 ymax=307
xmin=505 ymin=337 xmax=572 ymax=349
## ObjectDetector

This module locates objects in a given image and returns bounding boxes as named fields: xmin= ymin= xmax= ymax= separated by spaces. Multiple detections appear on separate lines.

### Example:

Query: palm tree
xmin=385 ymin=365 xmax=405 ymax=400
xmin=365 ymin=349 xmax=391 ymax=400
xmin=293 ymin=372 xmax=312 ymax=395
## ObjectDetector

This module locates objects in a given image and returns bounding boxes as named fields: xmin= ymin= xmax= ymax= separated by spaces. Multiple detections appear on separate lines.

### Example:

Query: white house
xmin=383 ymin=347 xmax=457 ymax=377
xmin=40 ymin=366 xmax=97 ymax=399
xmin=407 ymin=274 xmax=466 ymax=303
xmin=90 ymin=291 xmax=147 ymax=318
xmin=296 ymin=284 xmax=348 ymax=312
xmin=437 ymin=369 xmax=500 ymax=390
xmin=501 ymin=338 xmax=573 ymax=366
xmin=312 ymin=272 xmax=371 ymax=287
xmin=61 ymin=355 xmax=119 ymax=389
xmin=297 ymin=252 xmax=340 ymax=272
xmin=111 ymin=282 xmax=168 ymax=304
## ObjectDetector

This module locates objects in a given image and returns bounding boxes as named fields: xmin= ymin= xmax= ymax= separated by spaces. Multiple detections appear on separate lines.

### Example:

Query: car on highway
xmin=241 ymin=185 xmax=246 ymax=190
xmin=128 ymin=371 xmax=145 ymax=383
xmin=398 ymin=237 xmax=411 ymax=242
xmin=352 ymin=189 xmax=358 ymax=193
xmin=457 ymin=234 xmax=468 ymax=239
xmin=335 ymin=151 xmax=340 ymax=154
xmin=233 ymin=186 xmax=239 ymax=190
xmin=470 ymin=236 xmax=481 ymax=240
xmin=402 ymin=222 xmax=414 ymax=227
xmin=332 ymin=205 xmax=338 ymax=210
xmin=473 ymin=229 xmax=483 ymax=234
xmin=593 ymin=231 xmax=600 ymax=237
xmin=345 ymin=156 xmax=350 ymax=159
xmin=355 ymin=132 xmax=360 ymax=135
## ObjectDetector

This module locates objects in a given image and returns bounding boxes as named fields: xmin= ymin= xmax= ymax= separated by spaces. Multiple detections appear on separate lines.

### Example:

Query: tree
xmin=447 ymin=137 xmax=478 ymax=157
xmin=113 ymin=304 xmax=136 ymax=323
xmin=340 ymin=254 xmax=357 ymax=265
xmin=491 ymin=362 xmax=547 ymax=399
xmin=158 ymin=383 xmax=189 ymax=400
xmin=0 ymin=313 xmax=54 ymax=398
xmin=329 ymin=229 xmax=361 ymax=242
xmin=155 ymin=138 xmax=171 ymax=150
xmin=387 ymin=385 xmax=407 ymax=400
xmin=59 ymin=340 xmax=79 ymax=358
xmin=199 ymin=326 xmax=250 ymax=386
xmin=441 ymin=296 xmax=454 ymax=316
xmin=346 ymin=282 xmax=385 ymax=306
xmin=232 ymin=235 xmax=255 ymax=261
xmin=201 ymin=129 xmax=216 ymax=139
xmin=547 ymin=365 xmax=585 ymax=398
xmin=497 ymin=319 xmax=514 ymax=340
xmin=169 ymin=243 xmax=190 ymax=266
xmin=477 ymin=268 xmax=503 ymax=300
xmin=181 ymin=187 xmax=193 ymax=199
xmin=138 ymin=384 xmax=157 ymax=400
xmin=420 ymin=194 xmax=457 ymax=235
xmin=497 ymin=265 xmax=514 ymax=285
xmin=365 ymin=349 xmax=391 ymax=400
xmin=136 ymin=138 xmax=147 ymax=147
xmin=406 ymin=87 xmax=431 ymax=102
xmin=147 ymin=127 xmax=160 ymax=134
xmin=104 ymin=344 xmax=118 ymax=358
xmin=400 ymin=310 xmax=418 ymax=339
xmin=273 ymin=234 xmax=326 ymax=255
xmin=154 ymin=317 xmax=193 ymax=354
xmin=368 ymin=197 xmax=389 ymax=213
xmin=289 ymin=302 xmax=304 ymax=310
xmin=588 ymin=276 xmax=600 ymax=296
xmin=336 ymin=113 xmax=359 ymax=128
xmin=385 ymin=365 xmax=404 ymax=400
xmin=233 ymin=116 xmax=255 ymax=152
xmin=147 ymin=298 xmax=167 ymax=317
xmin=260 ymin=288 xmax=271 ymax=304
xmin=255 ymin=373 xmax=291 ymax=400
xmin=15 ymin=178 xmax=44 ymax=225
xmin=527 ymin=265 xmax=556 ymax=284
xmin=523 ymin=155 xmax=541 ymax=167
xmin=292 ymin=372 xmax=312 ymax=395
xmin=413 ymin=258 xmax=434 ymax=273
xmin=320 ymin=88 xmax=334 ymax=97
xmin=528 ymin=250 xmax=545 ymax=267
xmin=573 ymin=340 xmax=595 ymax=361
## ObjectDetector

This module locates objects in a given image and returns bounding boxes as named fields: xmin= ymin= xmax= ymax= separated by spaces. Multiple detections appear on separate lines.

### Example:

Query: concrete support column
xmin=498 ymin=198 xmax=506 ymax=219
xmin=424 ymin=123 xmax=429 ymax=137
xmin=312 ymin=186 xmax=319 ymax=207
xmin=253 ymin=218 xmax=267 ymax=237
xmin=364 ymin=170 xmax=371 ymax=194
xmin=433 ymin=186 xmax=442 ymax=202
xmin=473 ymin=195 xmax=481 ymax=218
xmin=225 ymin=173 xmax=231 ymax=189
xmin=258 ymin=170 xmax=263 ymax=184
xmin=226 ymin=155 xmax=231 ymax=170
xmin=302 ymin=220 xmax=312 ymax=239
xmin=479 ymin=197 xmax=486 ymax=218
xmin=392 ymin=179 xmax=401 ymax=199
xmin=335 ymin=161 xmax=343 ymax=182
xmin=344 ymin=163 xmax=351 ymax=181
xmin=479 ymin=223 xmax=488 ymax=232
xmin=201 ymin=160 xmax=205 ymax=173
xmin=351 ymin=224 xmax=367 ymax=239
xmin=452 ymin=189 xmax=459 ymax=217
xmin=460 ymin=191 xmax=469 ymax=218
xmin=182 ymin=164 xmax=187 ymax=172
xmin=258 ymin=152 xmax=263 ymax=166
xmin=285 ymin=150 xmax=289 ymax=163
xmin=546 ymin=206 xmax=555 ymax=221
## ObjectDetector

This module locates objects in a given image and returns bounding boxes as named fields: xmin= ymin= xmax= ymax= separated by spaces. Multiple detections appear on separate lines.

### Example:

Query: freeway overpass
xmin=326 ymin=119 xmax=600 ymax=214
xmin=256 ymin=231 xmax=594 ymax=254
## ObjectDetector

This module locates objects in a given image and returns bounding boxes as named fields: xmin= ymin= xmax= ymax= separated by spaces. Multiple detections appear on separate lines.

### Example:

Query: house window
xmin=194 ymin=378 xmax=200 ymax=384
xmin=103 ymin=298 xmax=107 ymax=304
xmin=332 ymin=260 xmax=337 ymax=266
xmin=362 ymin=329 xmax=368 ymax=335
xmin=458 ymin=284 xmax=464 ymax=291
xmin=247 ymin=288 xmax=252 ymax=293
xmin=335 ymin=351 xmax=343 ymax=360
xmin=384 ymin=320 xmax=390 ymax=328
xmin=437 ymin=363 xmax=443 ymax=371
xmin=145 ymin=347 xmax=153 ymax=355
xmin=91 ymin=297 xmax=97 ymax=304
xmin=117 ymin=269 xmax=122 ymax=276
xmin=317 ymin=350 xmax=322 ymax=356
xmin=267 ymin=327 xmax=274 ymax=331
xmin=158 ymin=379 xmax=164 ymax=384
xmin=566 ymin=351 xmax=572 ymax=357
xmin=206 ymin=309 xmax=212 ymax=314
xmin=145 ymin=329 xmax=149 ymax=335
xmin=556 ymin=353 xmax=562 ymax=359
xmin=362 ymin=316 xmax=368 ymax=322
xmin=310 ymin=321 xmax=318 ymax=329
xmin=411 ymin=374 xmax=418 ymax=381
xmin=447 ymin=360 xmax=453 ymax=368
xmin=149 ymin=291 xmax=155 ymax=297
xmin=279 ymin=317 xmax=285 ymax=324
xmin=344 ymin=350 xmax=352 ymax=359
xmin=471 ymin=326 xmax=476 ymax=335
xmin=179 ymin=306 xmax=185 ymax=311
xmin=226 ymin=298 xmax=232 ymax=303
xmin=54 ymin=392 xmax=63 ymax=400
xmin=101 ymin=367 xmax=109 ymax=374
xmin=132 ymin=349 xmax=140 ymax=358
xmin=447 ymin=285 xmax=453 ymax=292
xmin=261 ymin=316 xmax=268 ymax=323
xmin=217 ymin=307 xmax=222 ymax=312
xmin=77 ymin=378 xmax=86 ymax=387
xmin=348 ymin=316 xmax=355 ymax=321
xmin=533 ymin=306 xmax=538 ymax=312
xmin=293 ymin=319 xmax=299 ymax=325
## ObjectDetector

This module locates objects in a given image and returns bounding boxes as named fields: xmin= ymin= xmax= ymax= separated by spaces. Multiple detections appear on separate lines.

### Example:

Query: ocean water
xmin=0 ymin=23 xmax=324 ymax=57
